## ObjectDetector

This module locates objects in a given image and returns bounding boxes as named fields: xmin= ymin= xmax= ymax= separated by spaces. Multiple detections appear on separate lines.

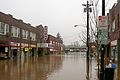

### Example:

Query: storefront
xmin=0 ymin=40 xmax=10 ymax=59
xmin=21 ymin=43 xmax=36 ymax=56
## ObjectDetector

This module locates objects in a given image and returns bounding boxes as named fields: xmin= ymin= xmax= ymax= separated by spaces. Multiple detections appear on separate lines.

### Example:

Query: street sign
xmin=99 ymin=16 xmax=108 ymax=29
xmin=98 ymin=27 xmax=108 ymax=44
xmin=98 ymin=16 xmax=108 ymax=44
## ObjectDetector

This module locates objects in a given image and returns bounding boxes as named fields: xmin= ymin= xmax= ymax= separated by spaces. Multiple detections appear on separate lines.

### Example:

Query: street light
xmin=74 ymin=25 xmax=78 ymax=27
xmin=74 ymin=24 xmax=86 ymax=28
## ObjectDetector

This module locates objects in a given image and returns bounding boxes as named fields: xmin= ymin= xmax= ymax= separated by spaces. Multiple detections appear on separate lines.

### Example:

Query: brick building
xmin=0 ymin=11 xmax=64 ymax=59
xmin=108 ymin=1 xmax=120 ymax=79
xmin=0 ymin=12 xmax=39 ymax=58
xmin=47 ymin=34 xmax=64 ymax=54
xmin=108 ymin=3 xmax=118 ymax=62
xmin=108 ymin=1 xmax=120 ymax=60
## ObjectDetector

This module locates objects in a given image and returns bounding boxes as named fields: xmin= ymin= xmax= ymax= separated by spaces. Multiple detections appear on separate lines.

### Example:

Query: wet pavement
xmin=0 ymin=52 xmax=97 ymax=80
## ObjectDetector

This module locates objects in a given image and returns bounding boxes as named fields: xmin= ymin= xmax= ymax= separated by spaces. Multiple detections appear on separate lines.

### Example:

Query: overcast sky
xmin=0 ymin=0 xmax=117 ymax=45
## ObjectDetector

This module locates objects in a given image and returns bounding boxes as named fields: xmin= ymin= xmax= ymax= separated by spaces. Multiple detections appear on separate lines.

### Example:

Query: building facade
xmin=0 ymin=11 xmax=64 ymax=59
xmin=108 ymin=1 xmax=120 ymax=80
xmin=0 ymin=12 xmax=39 ymax=58
xmin=108 ymin=3 xmax=118 ymax=62
xmin=47 ymin=34 xmax=64 ymax=54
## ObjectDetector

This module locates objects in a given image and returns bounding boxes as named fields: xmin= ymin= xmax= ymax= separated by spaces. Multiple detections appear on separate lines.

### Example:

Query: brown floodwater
xmin=0 ymin=52 xmax=97 ymax=80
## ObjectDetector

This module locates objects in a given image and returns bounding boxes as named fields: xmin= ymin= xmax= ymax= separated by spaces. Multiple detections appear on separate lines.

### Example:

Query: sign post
xmin=98 ymin=16 xmax=108 ymax=45
xmin=98 ymin=15 xmax=108 ymax=80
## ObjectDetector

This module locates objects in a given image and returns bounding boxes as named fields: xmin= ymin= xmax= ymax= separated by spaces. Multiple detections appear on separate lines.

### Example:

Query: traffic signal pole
xmin=102 ymin=0 xmax=105 ymax=16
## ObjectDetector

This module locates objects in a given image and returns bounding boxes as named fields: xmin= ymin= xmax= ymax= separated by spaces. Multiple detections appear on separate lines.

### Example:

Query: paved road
xmin=0 ymin=52 xmax=97 ymax=80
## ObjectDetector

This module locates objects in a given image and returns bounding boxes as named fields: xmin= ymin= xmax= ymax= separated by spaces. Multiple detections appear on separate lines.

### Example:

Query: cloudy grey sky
xmin=0 ymin=0 xmax=117 ymax=45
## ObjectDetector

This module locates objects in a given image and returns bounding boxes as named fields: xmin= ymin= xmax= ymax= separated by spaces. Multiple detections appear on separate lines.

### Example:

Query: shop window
xmin=118 ymin=14 xmax=119 ymax=29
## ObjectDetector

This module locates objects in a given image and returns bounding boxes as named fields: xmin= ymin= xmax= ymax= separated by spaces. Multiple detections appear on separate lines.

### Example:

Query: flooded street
xmin=0 ymin=52 xmax=97 ymax=80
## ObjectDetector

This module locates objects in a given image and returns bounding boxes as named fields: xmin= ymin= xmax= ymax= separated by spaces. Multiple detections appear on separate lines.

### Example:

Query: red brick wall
xmin=47 ymin=35 xmax=63 ymax=54
xmin=109 ymin=3 xmax=120 ymax=41
xmin=0 ymin=11 xmax=43 ymax=45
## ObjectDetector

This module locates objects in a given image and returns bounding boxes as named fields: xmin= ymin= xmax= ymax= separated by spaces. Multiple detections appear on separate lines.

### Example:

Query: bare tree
xmin=78 ymin=0 xmax=99 ymax=55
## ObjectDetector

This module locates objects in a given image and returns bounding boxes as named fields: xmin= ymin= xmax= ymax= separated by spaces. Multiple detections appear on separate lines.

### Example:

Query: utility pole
xmin=82 ymin=1 xmax=92 ymax=80
xmin=100 ymin=0 xmax=105 ymax=80
xmin=102 ymin=0 xmax=105 ymax=16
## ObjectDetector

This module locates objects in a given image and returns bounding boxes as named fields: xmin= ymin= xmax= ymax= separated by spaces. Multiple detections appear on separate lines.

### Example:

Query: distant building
xmin=47 ymin=34 xmax=64 ymax=54
xmin=36 ymin=25 xmax=46 ymax=55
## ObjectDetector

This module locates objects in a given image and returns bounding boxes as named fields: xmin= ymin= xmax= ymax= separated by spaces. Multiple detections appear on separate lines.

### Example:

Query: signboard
xmin=37 ymin=43 xmax=48 ymax=48
xmin=24 ymin=48 xmax=29 ymax=51
xmin=10 ymin=42 xmax=19 ymax=46
xmin=98 ymin=27 xmax=108 ymax=44
xmin=21 ymin=43 xmax=28 ymax=47
xmin=99 ymin=16 xmax=108 ymax=29
xmin=98 ymin=16 xmax=108 ymax=44
xmin=44 ymin=26 xmax=48 ymax=41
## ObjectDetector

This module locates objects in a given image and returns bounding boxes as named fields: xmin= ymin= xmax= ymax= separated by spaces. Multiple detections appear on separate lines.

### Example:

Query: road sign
xmin=99 ymin=16 xmax=108 ymax=29
xmin=98 ymin=27 xmax=108 ymax=44
xmin=98 ymin=16 xmax=108 ymax=44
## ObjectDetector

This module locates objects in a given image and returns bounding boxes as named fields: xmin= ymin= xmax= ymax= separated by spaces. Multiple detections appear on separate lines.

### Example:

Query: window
xmin=30 ymin=32 xmax=36 ymax=41
xmin=53 ymin=41 xmax=55 ymax=45
xmin=11 ymin=26 xmax=20 ymax=37
xmin=22 ymin=30 xmax=28 ymax=39
xmin=0 ymin=22 xmax=5 ymax=34
xmin=50 ymin=41 xmax=52 ymax=45
xmin=5 ymin=24 xmax=9 ymax=34
xmin=118 ymin=14 xmax=119 ymax=28
xmin=0 ymin=22 xmax=9 ymax=34
xmin=56 ymin=42 xmax=57 ymax=45
xmin=58 ymin=43 xmax=60 ymax=46
xmin=33 ymin=33 xmax=36 ymax=41
xmin=112 ymin=20 xmax=115 ymax=32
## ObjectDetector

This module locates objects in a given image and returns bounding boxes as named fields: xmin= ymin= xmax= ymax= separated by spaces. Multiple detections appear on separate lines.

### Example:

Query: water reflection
xmin=0 ymin=52 xmax=97 ymax=80
xmin=0 ymin=55 xmax=64 ymax=80
xmin=48 ymin=52 xmax=87 ymax=80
